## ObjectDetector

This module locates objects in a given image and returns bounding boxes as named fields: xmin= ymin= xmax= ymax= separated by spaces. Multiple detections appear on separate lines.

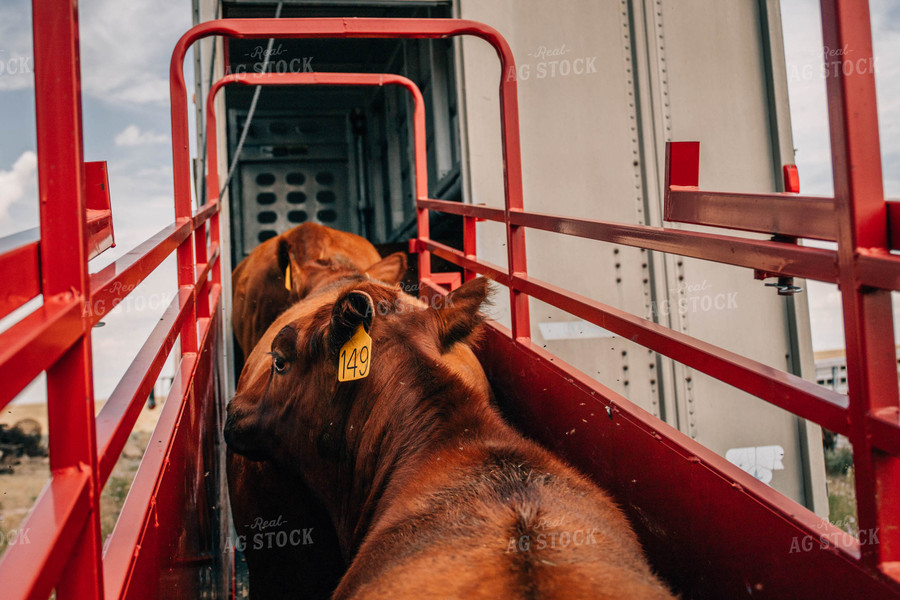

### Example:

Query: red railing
xmin=0 ymin=1 xmax=226 ymax=598
xmin=182 ymin=12 xmax=898 ymax=597
xmin=401 ymin=3 xmax=899 ymax=597
xmin=2 ymin=5 xmax=897 ymax=599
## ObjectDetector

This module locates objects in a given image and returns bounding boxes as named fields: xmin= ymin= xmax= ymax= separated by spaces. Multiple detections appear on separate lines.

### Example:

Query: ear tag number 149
xmin=338 ymin=324 xmax=372 ymax=382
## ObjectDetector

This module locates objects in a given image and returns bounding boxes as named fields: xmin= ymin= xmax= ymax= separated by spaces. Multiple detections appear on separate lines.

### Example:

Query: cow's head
xmin=224 ymin=277 xmax=491 ymax=491
xmin=277 ymin=237 xmax=407 ymax=300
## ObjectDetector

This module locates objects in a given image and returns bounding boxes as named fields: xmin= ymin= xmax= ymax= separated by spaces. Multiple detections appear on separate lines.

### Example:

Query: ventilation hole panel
xmin=287 ymin=210 xmax=308 ymax=223
xmin=287 ymin=191 xmax=307 ymax=204
xmin=286 ymin=172 xmax=306 ymax=185
xmin=316 ymin=190 xmax=336 ymax=203
xmin=255 ymin=173 xmax=276 ymax=186
xmin=258 ymin=230 xmax=277 ymax=242
xmin=257 ymin=211 xmax=277 ymax=224
xmin=257 ymin=192 xmax=277 ymax=205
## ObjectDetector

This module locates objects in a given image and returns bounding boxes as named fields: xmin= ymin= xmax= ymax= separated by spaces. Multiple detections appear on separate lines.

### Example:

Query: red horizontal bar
xmin=0 ymin=228 xmax=40 ymax=321
xmin=870 ymin=410 xmax=900 ymax=458
xmin=103 ymin=288 xmax=220 ymax=599
xmin=417 ymin=198 xmax=506 ymax=222
xmin=510 ymin=210 xmax=839 ymax=283
xmin=420 ymin=239 xmax=510 ymax=285
xmin=95 ymin=288 xmax=193 ymax=485
xmin=102 ymin=352 xmax=197 ymax=600
xmin=0 ymin=297 xmax=83 ymax=410
xmin=88 ymin=220 xmax=192 ymax=324
xmin=857 ymin=251 xmax=900 ymax=292
xmin=0 ymin=467 xmax=92 ymax=600
xmin=665 ymin=187 xmax=837 ymax=241
xmin=192 ymin=198 xmax=219 ymax=229
xmin=509 ymin=272 xmax=850 ymax=434
xmin=663 ymin=141 xmax=836 ymax=241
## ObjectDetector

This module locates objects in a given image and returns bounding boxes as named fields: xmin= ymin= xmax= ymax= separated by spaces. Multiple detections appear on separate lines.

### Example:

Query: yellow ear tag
xmin=338 ymin=324 xmax=372 ymax=382
xmin=284 ymin=265 xmax=292 ymax=291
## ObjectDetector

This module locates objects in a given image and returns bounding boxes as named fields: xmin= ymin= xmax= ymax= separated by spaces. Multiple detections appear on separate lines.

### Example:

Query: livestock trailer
xmin=0 ymin=0 xmax=898 ymax=598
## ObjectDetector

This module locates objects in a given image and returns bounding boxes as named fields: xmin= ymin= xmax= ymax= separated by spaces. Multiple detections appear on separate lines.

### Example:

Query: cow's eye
xmin=271 ymin=353 xmax=287 ymax=374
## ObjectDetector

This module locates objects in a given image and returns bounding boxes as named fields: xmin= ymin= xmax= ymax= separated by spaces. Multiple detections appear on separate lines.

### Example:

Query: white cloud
xmin=78 ymin=0 xmax=193 ymax=106
xmin=0 ymin=150 xmax=36 ymax=220
xmin=114 ymin=124 xmax=169 ymax=147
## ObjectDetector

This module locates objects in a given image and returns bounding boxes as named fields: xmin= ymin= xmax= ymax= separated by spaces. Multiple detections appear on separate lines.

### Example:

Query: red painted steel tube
xmin=821 ymin=0 xmax=900 ymax=569
xmin=857 ymin=251 xmax=900 ymax=291
xmin=172 ymin=16 xmax=529 ymax=333
xmin=0 ymin=468 xmax=92 ymax=600
xmin=510 ymin=210 xmax=840 ymax=283
xmin=203 ymin=72 xmax=429 ymax=280
xmin=28 ymin=4 xmax=105 ymax=596
xmin=102 ymin=352 xmax=199 ymax=600
xmin=0 ymin=228 xmax=40 ymax=320
xmin=419 ymin=235 xmax=850 ymax=432
xmin=870 ymin=413 xmax=900 ymax=459
xmin=417 ymin=197 xmax=505 ymax=222
xmin=665 ymin=186 xmax=837 ymax=241
xmin=95 ymin=288 xmax=193 ymax=486
xmin=420 ymin=238 xmax=511 ymax=285
xmin=88 ymin=220 xmax=192 ymax=324
xmin=663 ymin=142 xmax=837 ymax=240
xmin=510 ymin=272 xmax=850 ymax=433
xmin=0 ymin=298 xmax=83 ymax=411
xmin=102 ymin=286 xmax=221 ymax=599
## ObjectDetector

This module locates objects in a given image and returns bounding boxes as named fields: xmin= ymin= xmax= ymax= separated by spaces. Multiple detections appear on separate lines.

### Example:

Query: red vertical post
xmin=195 ymin=222 xmax=211 ymax=319
xmin=463 ymin=215 xmax=477 ymax=282
xmin=410 ymin=75 xmax=432 ymax=286
xmin=170 ymin=27 xmax=199 ymax=354
xmin=821 ymin=0 xmax=900 ymax=570
xmin=497 ymin=41 xmax=530 ymax=340
xmin=31 ymin=0 xmax=104 ymax=597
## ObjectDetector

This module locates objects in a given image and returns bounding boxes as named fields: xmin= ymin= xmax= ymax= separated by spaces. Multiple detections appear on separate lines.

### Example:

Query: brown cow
xmin=225 ymin=277 xmax=676 ymax=599
xmin=229 ymin=224 xmax=407 ymax=599
xmin=231 ymin=222 xmax=406 ymax=360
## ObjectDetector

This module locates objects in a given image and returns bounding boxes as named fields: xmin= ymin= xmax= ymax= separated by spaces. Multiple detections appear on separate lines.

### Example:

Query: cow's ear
xmin=277 ymin=238 xmax=302 ymax=295
xmin=330 ymin=290 xmax=375 ymax=352
xmin=432 ymin=277 xmax=490 ymax=351
xmin=365 ymin=252 xmax=407 ymax=285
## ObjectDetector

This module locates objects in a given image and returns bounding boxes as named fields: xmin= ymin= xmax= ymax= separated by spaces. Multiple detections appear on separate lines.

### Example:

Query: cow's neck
xmin=333 ymin=370 xmax=506 ymax=559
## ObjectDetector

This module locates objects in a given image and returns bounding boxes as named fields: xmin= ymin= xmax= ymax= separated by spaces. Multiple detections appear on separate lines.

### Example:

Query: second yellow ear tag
xmin=338 ymin=324 xmax=372 ymax=382
xmin=284 ymin=265 xmax=292 ymax=291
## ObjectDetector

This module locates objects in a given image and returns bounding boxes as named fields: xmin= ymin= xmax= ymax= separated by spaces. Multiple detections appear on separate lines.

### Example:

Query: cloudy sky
xmin=0 ymin=0 xmax=897 ymax=404
xmin=0 ymin=0 xmax=196 ymax=403
xmin=781 ymin=0 xmax=900 ymax=350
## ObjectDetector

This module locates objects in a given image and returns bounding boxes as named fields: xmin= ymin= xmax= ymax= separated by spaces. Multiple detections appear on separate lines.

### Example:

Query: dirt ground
xmin=0 ymin=398 xmax=162 ymax=556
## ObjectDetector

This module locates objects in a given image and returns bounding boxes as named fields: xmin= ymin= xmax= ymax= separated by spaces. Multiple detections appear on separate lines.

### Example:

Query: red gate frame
xmin=0 ymin=5 xmax=897 ymax=599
